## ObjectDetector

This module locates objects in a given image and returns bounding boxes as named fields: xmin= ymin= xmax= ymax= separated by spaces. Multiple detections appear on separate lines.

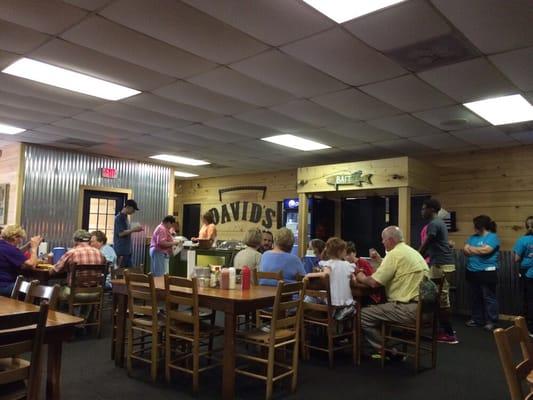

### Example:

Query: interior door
xmin=81 ymin=190 xmax=127 ymax=244
xmin=182 ymin=203 xmax=201 ymax=240
xmin=311 ymin=198 xmax=335 ymax=242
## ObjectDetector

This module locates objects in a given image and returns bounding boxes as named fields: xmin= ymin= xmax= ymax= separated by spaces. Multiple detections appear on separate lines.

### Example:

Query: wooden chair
xmin=164 ymin=275 xmax=223 ymax=394
xmin=0 ymin=302 xmax=49 ymax=400
xmin=10 ymin=276 xmax=38 ymax=301
xmin=25 ymin=282 xmax=60 ymax=310
xmin=236 ymin=280 xmax=305 ymax=400
xmin=66 ymin=264 xmax=106 ymax=338
xmin=254 ymin=270 xmax=284 ymax=329
xmin=125 ymin=271 xmax=164 ymax=382
xmin=494 ymin=316 xmax=533 ymax=400
xmin=379 ymin=278 xmax=443 ymax=372
xmin=301 ymin=276 xmax=357 ymax=368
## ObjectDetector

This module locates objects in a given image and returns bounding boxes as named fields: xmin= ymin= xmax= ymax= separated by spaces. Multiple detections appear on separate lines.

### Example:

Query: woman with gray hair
xmin=233 ymin=228 xmax=262 ymax=270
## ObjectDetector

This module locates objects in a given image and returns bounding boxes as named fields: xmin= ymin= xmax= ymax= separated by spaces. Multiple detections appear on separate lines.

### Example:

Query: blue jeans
xmin=469 ymin=280 xmax=499 ymax=324
xmin=150 ymin=248 xmax=168 ymax=277
xmin=117 ymin=254 xmax=132 ymax=268
xmin=0 ymin=282 xmax=15 ymax=297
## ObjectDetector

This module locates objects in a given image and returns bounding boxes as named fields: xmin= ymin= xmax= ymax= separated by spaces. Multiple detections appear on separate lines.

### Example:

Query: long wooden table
xmin=0 ymin=297 xmax=83 ymax=400
xmin=111 ymin=277 xmax=278 ymax=400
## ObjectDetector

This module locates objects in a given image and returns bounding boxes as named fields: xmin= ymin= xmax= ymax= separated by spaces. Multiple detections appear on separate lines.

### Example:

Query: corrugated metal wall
xmin=21 ymin=145 xmax=171 ymax=267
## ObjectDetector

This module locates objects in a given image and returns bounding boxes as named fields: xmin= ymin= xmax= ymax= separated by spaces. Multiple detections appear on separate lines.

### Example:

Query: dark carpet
xmin=59 ymin=315 xmax=508 ymax=400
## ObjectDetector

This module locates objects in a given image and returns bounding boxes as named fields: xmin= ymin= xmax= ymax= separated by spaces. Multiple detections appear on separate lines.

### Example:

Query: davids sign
xmin=208 ymin=201 xmax=276 ymax=229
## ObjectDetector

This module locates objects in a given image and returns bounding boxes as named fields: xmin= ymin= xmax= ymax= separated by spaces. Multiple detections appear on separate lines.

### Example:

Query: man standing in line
xmin=114 ymin=199 xmax=143 ymax=267
xmin=419 ymin=198 xmax=459 ymax=344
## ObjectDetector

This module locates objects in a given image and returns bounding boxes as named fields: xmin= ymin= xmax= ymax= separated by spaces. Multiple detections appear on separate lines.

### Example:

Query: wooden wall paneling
xmin=0 ymin=143 xmax=23 ymax=225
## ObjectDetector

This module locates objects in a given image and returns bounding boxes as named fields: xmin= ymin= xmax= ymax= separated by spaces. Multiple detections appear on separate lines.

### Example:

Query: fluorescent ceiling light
xmin=150 ymin=154 xmax=210 ymax=166
xmin=174 ymin=171 xmax=199 ymax=178
xmin=2 ymin=58 xmax=140 ymax=101
xmin=261 ymin=134 xmax=331 ymax=151
xmin=0 ymin=123 xmax=25 ymax=135
xmin=463 ymin=94 xmax=533 ymax=125
xmin=302 ymin=0 xmax=406 ymax=23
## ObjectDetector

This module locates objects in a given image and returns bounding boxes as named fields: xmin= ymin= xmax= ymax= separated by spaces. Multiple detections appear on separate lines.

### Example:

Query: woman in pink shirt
xmin=150 ymin=215 xmax=181 ymax=276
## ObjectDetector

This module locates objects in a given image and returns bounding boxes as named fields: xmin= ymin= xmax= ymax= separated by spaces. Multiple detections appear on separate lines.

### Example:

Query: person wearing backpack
xmin=356 ymin=226 xmax=429 ymax=357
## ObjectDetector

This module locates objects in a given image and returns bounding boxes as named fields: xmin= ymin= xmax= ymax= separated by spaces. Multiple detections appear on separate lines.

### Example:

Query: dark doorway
xmin=311 ymin=198 xmax=335 ymax=242
xmin=182 ymin=203 xmax=201 ymax=239
xmin=81 ymin=190 xmax=128 ymax=244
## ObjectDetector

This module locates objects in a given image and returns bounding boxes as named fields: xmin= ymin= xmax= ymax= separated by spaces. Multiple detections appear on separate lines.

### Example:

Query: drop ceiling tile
xmin=0 ymin=19 xmax=49 ymax=53
xmin=360 ymin=75 xmax=454 ymax=112
xmin=0 ymin=90 xmax=83 ymax=116
xmin=0 ymin=0 xmax=87 ymax=34
xmin=53 ymin=118 xmax=137 ymax=139
xmin=61 ymin=16 xmax=216 ymax=79
xmin=328 ymin=121 xmax=400 ymax=143
xmin=490 ymin=47 xmax=533 ymax=92
xmin=34 ymin=124 xmax=114 ymax=142
xmin=297 ymin=128 xmax=365 ymax=147
xmin=410 ymin=133 xmax=468 ymax=150
xmin=451 ymin=126 xmax=517 ymax=148
xmin=73 ymin=111 xmax=162 ymax=134
xmin=418 ymin=57 xmax=517 ymax=102
xmin=235 ymin=139 xmax=295 ymax=155
xmin=231 ymin=50 xmax=346 ymax=97
xmin=179 ymin=124 xmax=250 ymax=143
xmin=147 ymin=130 xmax=210 ymax=148
xmin=368 ymin=114 xmax=442 ymax=138
xmin=345 ymin=0 xmax=451 ymax=52
xmin=0 ymin=115 xmax=41 ymax=130
xmin=0 ymin=74 xmax=105 ymax=109
xmin=271 ymin=100 xmax=354 ymax=128
xmin=413 ymin=105 xmax=489 ymax=131
xmin=0 ymin=104 xmax=60 ymax=124
xmin=153 ymin=81 xmax=256 ymax=115
xmin=204 ymin=117 xmax=278 ymax=139
xmin=188 ymin=67 xmax=294 ymax=107
xmin=282 ymin=27 xmax=406 ymax=86
xmin=374 ymin=139 xmax=432 ymax=155
xmin=510 ymin=130 xmax=533 ymax=144
xmin=123 ymin=93 xmax=221 ymax=122
xmin=345 ymin=144 xmax=397 ymax=159
xmin=0 ymin=49 xmax=22 ymax=70
xmin=182 ymin=0 xmax=333 ymax=46
xmin=234 ymin=108 xmax=314 ymax=132
xmin=100 ymin=0 xmax=268 ymax=64
xmin=311 ymin=88 xmax=402 ymax=120
xmin=432 ymin=0 xmax=533 ymax=54
xmin=94 ymin=103 xmax=191 ymax=129
xmin=30 ymin=39 xmax=174 ymax=91
xmin=63 ymin=0 xmax=113 ymax=11
xmin=17 ymin=130 xmax=65 ymax=144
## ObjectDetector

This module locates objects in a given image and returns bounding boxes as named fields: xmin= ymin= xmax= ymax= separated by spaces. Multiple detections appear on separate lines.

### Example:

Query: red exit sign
xmin=101 ymin=167 xmax=117 ymax=179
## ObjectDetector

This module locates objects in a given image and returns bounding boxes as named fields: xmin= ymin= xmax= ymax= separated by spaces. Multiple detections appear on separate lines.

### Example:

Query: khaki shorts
xmin=429 ymin=264 xmax=455 ymax=309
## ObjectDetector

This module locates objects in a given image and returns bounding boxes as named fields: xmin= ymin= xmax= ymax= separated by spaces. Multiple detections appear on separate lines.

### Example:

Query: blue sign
xmin=283 ymin=198 xmax=299 ymax=209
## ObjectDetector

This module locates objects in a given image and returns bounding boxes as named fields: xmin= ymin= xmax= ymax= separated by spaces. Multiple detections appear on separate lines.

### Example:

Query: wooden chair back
xmin=10 ymin=276 xmax=38 ymax=301
xmin=415 ymin=277 xmax=444 ymax=330
xmin=111 ymin=266 xmax=144 ymax=280
xmin=270 ymin=280 xmax=305 ymax=336
xmin=494 ymin=316 xmax=533 ymax=400
xmin=164 ymin=275 xmax=199 ymax=336
xmin=302 ymin=275 xmax=333 ymax=322
xmin=0 ymin=302 xmax=49 ymax=400
xmin=125 ymin=271 xmax=158 ymax=325
xmin=26 ymin=283 xmax=60 ymax=310
xmin=253 ymin=269 xmax=283 ymax=285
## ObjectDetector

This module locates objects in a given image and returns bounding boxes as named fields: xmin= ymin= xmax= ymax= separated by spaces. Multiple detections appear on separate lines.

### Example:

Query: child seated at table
xmin=345 ymin=241 xmax=381 ymax=305
xmin=306 ymin=237 xmax=356 ymax=320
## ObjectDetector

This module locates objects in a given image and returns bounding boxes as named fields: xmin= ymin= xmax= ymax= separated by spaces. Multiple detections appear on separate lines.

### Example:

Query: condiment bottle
xmin=229 ymin=267 xmax=236 ymax=290
xmin=209 ymin=272 xmax=217 ymax=288
xmin=241 ymin=266 xmax=251 ymax=290
xmin=220 ymin=268 xmax=230 ymax=290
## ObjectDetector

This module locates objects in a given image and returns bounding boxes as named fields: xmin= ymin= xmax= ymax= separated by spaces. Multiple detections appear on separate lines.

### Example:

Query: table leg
xmin=222 ymin=310 xmax=236 ymax=400
xmin=114 ymin=293 xmax=127 ymax=367
xmin=46 ymin=341 xmax=62 ymax=400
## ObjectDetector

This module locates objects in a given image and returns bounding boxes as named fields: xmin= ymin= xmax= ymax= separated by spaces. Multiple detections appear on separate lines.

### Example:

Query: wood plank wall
xmin=0 ymin=143 xmax=23 ymax=225
xmin=425 ymin=145 xmax=533 ymax=250
xmin=175 ymin=170 xmax=297 ymax=240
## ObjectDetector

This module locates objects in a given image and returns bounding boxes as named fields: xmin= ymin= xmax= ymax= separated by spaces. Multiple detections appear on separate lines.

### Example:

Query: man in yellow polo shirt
xmin=356 ymin=226 xmax=429 ymax=356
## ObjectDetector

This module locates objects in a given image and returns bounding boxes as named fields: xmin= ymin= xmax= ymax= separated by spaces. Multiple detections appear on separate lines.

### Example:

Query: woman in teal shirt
xmin=513 ymin=216 xmax=533 ymax=333
xmin=463 ymin=215 xmax=500 ymax=331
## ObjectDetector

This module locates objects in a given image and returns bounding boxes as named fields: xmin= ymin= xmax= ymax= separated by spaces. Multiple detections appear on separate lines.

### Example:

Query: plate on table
xmin=36 ymin=263 xmax=53 ymax=270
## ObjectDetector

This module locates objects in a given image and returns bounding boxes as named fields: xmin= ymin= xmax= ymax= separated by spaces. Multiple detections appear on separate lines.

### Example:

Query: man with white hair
xmin=356 ymin=226 xmax=429 ymax=357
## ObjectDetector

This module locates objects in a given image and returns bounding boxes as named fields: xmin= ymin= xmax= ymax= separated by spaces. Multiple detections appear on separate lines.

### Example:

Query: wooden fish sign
xmin=326 ymin=170 xmax=373 ymax=190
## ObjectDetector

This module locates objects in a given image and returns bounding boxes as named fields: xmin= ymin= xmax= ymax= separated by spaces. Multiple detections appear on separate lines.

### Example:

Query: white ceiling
xmin=0 ymin=0 xmax=531 ymax=178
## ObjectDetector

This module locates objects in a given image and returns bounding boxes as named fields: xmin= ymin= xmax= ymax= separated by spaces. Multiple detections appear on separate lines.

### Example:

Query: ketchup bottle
xmin=241 ymin=266 xmax=251 ymax=290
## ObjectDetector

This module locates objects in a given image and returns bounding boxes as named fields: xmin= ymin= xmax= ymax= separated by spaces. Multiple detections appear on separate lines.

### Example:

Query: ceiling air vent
xmin=385 ymin=33 xmax=480 ymax=73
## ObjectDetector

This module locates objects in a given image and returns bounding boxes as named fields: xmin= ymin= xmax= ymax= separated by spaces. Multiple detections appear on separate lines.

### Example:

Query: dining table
xmin=0 ymin=296 xmax=83 ymax=400
xmin=111 ymin=277 xmax=278 ymax=400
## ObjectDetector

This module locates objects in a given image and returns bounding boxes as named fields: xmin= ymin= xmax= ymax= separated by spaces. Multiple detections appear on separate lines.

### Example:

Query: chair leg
xmin=127 ymin=326 xmax=133 ymax=376
xmin=352 ymin=318 xmax=357 ymax=366
xmin=380 ymin=323 xmax=386 ymax=369
xmin=300 ymin=322 xmax=308 ymax=361
xmin=165 ymin=332 xmax=171 ymax=383
xmin=266 ymin=346 xmax=275 ymax=400
xmin=151 ymin=330 xmax=158 ymax=383
xmin=97 ymin=299 xmax=104 ymax=338
xmin=327 ymin=325 xmax=334 ymax=369
xmin=291 ymin=337 xmax=300 ymax=393
xmin=414 ymin=332 xmax=421 ymax=373
xmin=192 ymin=342 xmax=200 ymax=394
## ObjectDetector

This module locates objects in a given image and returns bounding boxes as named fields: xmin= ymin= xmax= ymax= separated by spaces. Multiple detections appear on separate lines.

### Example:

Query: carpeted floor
xmin=58 ymin=315 xmax=508 ymax=400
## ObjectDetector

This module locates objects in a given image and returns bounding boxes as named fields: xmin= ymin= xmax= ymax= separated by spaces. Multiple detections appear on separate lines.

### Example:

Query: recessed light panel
xmin=150 ymin=154 xmax=210 ymax=166
xmin=174 ymin=171 xmax=199 ymax=177
xmin=0 ymin=123 xmax=26 ymax=135
xmin=261 ymin=134 xmax=331 ymax=151
xmin=302 ymin=0 xmax=406 ymax=23
xmin=2 ymin=58 xmax=140 ymax=101
xmin=463 ymin=94 xmax=533 ymax=125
